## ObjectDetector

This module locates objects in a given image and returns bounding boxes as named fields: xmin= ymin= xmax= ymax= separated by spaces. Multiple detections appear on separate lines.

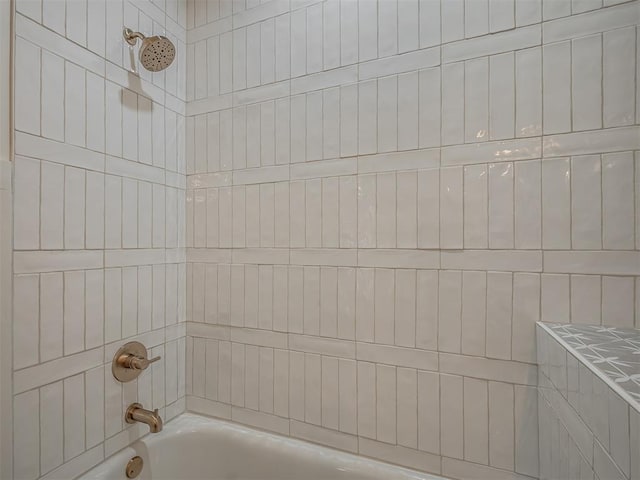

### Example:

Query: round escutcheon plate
xmin=112 ymin=341 xmax=148 ymax=382
xmin=126 ymin=456 xmax=143 ymax=478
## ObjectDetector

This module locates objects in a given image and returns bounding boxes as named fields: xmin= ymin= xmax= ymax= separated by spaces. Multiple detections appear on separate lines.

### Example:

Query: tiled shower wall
xmin=11 ymin=0 xmax=188 ymax=478
xmin=184 ymin=0 xmax=640 ymax=478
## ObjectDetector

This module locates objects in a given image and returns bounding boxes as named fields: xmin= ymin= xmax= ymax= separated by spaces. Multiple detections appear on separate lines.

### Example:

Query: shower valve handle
xmin=120 ymin=354 xmax=161 ymax=371
xmin=112 ymin=341 xmax=161 ymax=382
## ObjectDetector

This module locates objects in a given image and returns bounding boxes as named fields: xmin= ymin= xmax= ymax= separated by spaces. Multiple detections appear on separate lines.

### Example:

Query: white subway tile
xmin=85 ymin=269 xmax=104 ymax=349
xmin=489 ymin=0 xmax=514 ymax=32
xmin=274 ymin=13 xmax=290 ymax=81
xmin=543 ymin=41 xmax=571 ymax=134
xmin=394 ymin=269 xmax=416 ymax=348
xmin=602 ymin=276 xmax=634 ymax=328
xmin=511 ymin=273 xmax=539 ymax=364
xmin=571 ymin=274 xmax=601 ymax=325
xmin=41 ymin=51 xmax=64 ymax=142
xmin=514 ymin=160 xmax=541 ymax=249
xmin=40 ymin=272 xmax=63 ymax=362
xmin=377 ymin=76 xmax=398 ymax=153
xmin=438 ymin=271 xmax=462 ymax=354
xmin=461 ymin=271 xmax=486 ymax=357
xmin=358 ymin=80 xmax=378 ymax=155
xmin=14 ymin=389 xmax=40 ymax=480
xmin=85 ymin=366 xmax=104 ymax=448
xmin=463 ymin=377 xmax=489 ymax=464
xmin=516 ymin=0 xmax=541 ymax=26
xmin=14 ymin=156 xmax=40 ymax=250
xmin=244 ymin=345 xmax=259 ymax=410
xmin=442 ymin=62 xmax=464 ymax=146
xmin=486 ymin=272 xmax=512 ymax=360
xmin=542 ymin=158 xmax=571 ymax=249
xmin=121 ymin=266 xmax=138 ymax=337
xmin=489 ymin=381 xmax=514 ymax=470
xmin=418 ymin=67 xmax=441 ymax=148
xmin=541 ymin=274 xmax=570 ymax=323
xmin=379 ymin=1 xmax=398 ymax=57
xmin=376 ymin=172 xmax=396 ymax=248
xmin=375 ymin=364 xmax=397 ymax=444
xmin=515 ymin=47 xmax=542 ymax=137
xmin=63 ymin=271 xmax=84 ymax=356
xmin=602 ymin=152 xmax=634 ymax=249
xmin=442 ymin=0 xmax=464 ymax=43
xmin=416 ymin=270 xmax=438 ymax=351
xmin=358 ymin=0 xmax=377 ymax=61
xmin=303 ymin=266 xmax=320 ymax=336
xmin=543 ymin=0 xmax=571 ymax=19
xmin=355 ymin=268 xmax=375 ymax=342
xmin=14 ymin=274 xmax=39 ymax=369
xmin=15 ymin=37 xmax=40 ymax=136
xmin=304 ymin=353 xmax=321 ymax=425
xmin=463 ymin=164 xmax=488 ymax=248
xmin=440 ymin=166 xmax=463 ymax=248
xmin=570 ymin=155 xmax=601 ymax=249
xmin=338 ymin=358 xmax=357 ymax=434
xmin=603 ymin=27 xmax=635 ymax=127
xmin=572 ymin=35 xmax=602 ymax=131
xmin=291 ymin=8 xmax=306 ymax=77
xmin=40 ymin=381 xmax=63 ymax=474
xmin=64 ymin=373 xmax=85 ymax=460
xmin=306 ymin=3 xmax=323 ymax=74
xmin=39 ymin=161 xmax=64 ymax=250
xmin=288 ymin=266 xmax=304 ymax=334
xmin=465 ymin=0 xmax=489 ymax=38
xmin=43 ymin=0 xmax=64 ymax=34
xmin=374 ymin=268 xmax=395 ymax=345
xmin=440 ymin=374 xmax=463 ymax=459
xmin=464 ymin=57 xmax=489 ymax=143
xmin=357 ymin=361 xmax=376 ymax=439
xmin=489 ymin=52 xmax=515 ymax=140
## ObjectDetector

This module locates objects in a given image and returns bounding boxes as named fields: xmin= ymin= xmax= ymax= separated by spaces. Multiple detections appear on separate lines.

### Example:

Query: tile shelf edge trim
xmin=537 ymin=321 xmax=640 ymax=415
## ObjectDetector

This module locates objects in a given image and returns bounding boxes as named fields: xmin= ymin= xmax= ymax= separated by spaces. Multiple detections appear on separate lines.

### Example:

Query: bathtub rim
xmin=77 ymin=411 xmax=445 ymax=480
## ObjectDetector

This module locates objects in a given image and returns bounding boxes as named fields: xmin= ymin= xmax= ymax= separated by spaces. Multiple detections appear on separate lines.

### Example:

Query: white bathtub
xmin=79 ymin=413 xmax=442 ymax=480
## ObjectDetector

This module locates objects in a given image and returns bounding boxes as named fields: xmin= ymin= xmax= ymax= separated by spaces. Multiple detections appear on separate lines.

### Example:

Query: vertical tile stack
xmin=12 ymin=0 xmax=189 ymax=478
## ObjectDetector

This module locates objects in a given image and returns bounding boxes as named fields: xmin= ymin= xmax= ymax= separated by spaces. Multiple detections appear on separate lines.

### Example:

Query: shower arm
xmin=123 ymin=28 xmax=146 ymax=46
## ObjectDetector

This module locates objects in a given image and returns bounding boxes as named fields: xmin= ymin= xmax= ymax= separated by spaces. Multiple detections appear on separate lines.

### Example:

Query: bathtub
xmin=79 ymin=413 xmax=441 ymax=480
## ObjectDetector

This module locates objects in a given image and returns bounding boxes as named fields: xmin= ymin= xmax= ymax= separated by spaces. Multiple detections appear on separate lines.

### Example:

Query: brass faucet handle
xmin=129 ymin=355 xmax=161 ymax=370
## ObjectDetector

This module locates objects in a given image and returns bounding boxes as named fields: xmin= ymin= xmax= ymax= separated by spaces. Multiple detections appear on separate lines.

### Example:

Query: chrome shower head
xmin=123 ymin=27 xmax=176 ymax=72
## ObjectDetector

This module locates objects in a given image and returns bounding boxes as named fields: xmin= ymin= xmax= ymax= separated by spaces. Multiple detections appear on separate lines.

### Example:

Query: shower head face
xmin=138 ymin=36 xmax=176 ymax=72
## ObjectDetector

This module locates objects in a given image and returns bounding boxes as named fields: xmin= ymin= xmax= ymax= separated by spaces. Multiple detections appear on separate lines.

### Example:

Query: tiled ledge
xmin=538 ymin=322 xmax=640 ymax=413
xmin=537 ymin=322 xmax=640 ymax=480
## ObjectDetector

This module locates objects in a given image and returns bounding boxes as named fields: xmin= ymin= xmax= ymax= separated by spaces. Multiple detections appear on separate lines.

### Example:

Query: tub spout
xmin=126 ymin=403 xmax=163 ymax=433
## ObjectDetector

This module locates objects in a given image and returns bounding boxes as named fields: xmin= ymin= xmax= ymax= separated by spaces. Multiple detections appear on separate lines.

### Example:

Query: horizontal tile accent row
xmin=13 ymin=249 xmax=187 ymax=273
xmin=185 ymin=247 xmax=583 ymax=272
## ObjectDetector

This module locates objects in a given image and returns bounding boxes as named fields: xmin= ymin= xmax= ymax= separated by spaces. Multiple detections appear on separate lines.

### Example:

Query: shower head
xmin=123 ymin=27 xmax=176 ymax=72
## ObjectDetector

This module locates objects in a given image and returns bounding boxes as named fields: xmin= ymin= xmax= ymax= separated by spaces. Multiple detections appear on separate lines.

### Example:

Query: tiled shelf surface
xmin=539 ymin=322 xmax=640 ymax=413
